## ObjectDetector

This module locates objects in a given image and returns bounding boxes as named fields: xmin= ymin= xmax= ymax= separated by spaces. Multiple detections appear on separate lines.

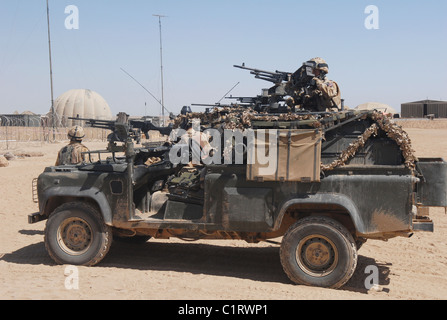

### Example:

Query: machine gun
xmin=233 ymin=64 xmax=291 ymax=84
xmin=131 ymin=119 xmax=173 ymax=138
xmin=69 ymin=112 xmax=173 ymax=157
xmin=233 ymin=64 xmax=294 ymax=112
xmin=233 ymin=62 xmax=330 ymax=113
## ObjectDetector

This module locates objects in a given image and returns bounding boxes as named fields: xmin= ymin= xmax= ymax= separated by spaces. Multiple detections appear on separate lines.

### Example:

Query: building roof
xmin=402 ymin=99 xmax=447 ymax=105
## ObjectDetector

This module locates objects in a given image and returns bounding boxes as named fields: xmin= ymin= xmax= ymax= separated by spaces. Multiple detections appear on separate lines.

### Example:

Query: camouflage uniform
xmin=311 ymin=76 xmax=341 ymax=111
xmin=287 ymin=57 xmax=341 ymax=112
xmin=55 ymin=141 xmax=89 ymax=166
xmin=55 ymin=126 xmax=89 ymax=166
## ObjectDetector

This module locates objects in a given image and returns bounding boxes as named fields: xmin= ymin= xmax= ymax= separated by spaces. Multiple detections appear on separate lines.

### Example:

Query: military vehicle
xmin=29 ymin=64 xmax=447 ymax=289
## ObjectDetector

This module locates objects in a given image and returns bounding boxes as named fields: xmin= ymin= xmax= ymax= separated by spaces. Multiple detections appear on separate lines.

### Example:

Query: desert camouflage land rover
xmin=29 ymin=65 xmax=447 ymax=289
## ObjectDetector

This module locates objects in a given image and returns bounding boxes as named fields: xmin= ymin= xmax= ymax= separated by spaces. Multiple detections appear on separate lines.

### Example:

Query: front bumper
xmin=28 ymin=212 xmax=46 ymax=224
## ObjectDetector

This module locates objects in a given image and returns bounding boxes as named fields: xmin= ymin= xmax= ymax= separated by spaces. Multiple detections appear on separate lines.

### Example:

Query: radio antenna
xmin=46 ymin=0 xmax=56 ymax=140
xmin=153 ymin=14 xmax=167 ymax=125
xmin=120 ymin=67 xmax=171 ymax=114
xmin=217 ymin=82 xmax=240 ymax=104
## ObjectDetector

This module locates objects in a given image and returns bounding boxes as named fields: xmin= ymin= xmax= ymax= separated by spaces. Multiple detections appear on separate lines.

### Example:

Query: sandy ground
xmin=1 ymin=128 xmax=447 ymax=300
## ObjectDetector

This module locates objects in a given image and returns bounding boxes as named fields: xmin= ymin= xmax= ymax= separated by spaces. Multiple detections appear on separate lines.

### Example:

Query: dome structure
xmin=355 ymin=102 xmax=397 ymax=115
xmin=51 ymin=89 xmax=113 ymax=127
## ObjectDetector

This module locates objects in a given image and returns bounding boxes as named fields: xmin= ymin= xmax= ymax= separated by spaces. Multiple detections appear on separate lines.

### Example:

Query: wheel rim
xmin=296 ymin=234 xmax=338 ymax=277
xmin=57 ymin=217 xmax=93 ymax=256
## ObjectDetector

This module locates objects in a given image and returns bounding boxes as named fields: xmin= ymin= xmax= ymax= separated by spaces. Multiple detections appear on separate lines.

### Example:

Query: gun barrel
xmin=234 ymin=64 xmax=276 ymax=76
xmin=234 ymin=64 xmax=291 ymax=84
xmin=191 ymin=103 xmax=220 ymax=107
xmin=254 ymin=75 xmax=278 ymax=83
xmin=68 ymin=117 xmax=116 ymax=127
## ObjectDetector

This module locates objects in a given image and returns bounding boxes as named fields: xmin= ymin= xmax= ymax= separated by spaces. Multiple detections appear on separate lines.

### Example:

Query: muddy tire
xmin=280 ymin=216 xmax=357 ymax=289
xmin=44 ymin=202 xmax=112 ymax=266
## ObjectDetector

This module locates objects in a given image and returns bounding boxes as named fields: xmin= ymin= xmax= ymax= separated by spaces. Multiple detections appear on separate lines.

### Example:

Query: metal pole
xmin=153 ymin=14 xmax=167 ymax=126
xmin=46 ymin=0 xmax=56 ymax=141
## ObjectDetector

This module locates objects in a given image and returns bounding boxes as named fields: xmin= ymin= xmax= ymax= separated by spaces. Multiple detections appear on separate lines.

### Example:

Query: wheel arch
xmin=274 ymin=193 xmax=366 ymax=236
xmin=41 ymin=187 xmax=113 ymax=225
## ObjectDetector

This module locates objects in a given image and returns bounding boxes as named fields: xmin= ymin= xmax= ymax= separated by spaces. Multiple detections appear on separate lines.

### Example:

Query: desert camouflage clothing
xmin=286 ymin=76 xmax=341 ymax=112
xmin=55 ymin=141 xmax=89 ymax=166
xmin=285 ymin=57 xmax=342 ymax=112
xmin=313 ymin=77 xmax=342 ymax=110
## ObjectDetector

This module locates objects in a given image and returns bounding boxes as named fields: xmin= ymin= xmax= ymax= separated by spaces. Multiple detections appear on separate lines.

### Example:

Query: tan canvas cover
xmin=247 ymin=129 xmax=322 ymax=182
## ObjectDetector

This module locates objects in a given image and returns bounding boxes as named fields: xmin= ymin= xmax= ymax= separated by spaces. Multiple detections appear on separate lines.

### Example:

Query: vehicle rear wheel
xmin=280 ymin=216 xmax=357 ymax=289
xmin=44 ymin=202 xmax=112 ymax=266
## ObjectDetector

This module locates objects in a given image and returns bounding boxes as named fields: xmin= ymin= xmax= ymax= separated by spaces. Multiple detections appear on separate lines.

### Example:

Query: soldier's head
xmin=304 ymin=57 xmax=329 ymax=77
xmin=181 ymin=106 xmax=192 ymax=115
xmin=68 ymin=125 xmax=85 ymax=142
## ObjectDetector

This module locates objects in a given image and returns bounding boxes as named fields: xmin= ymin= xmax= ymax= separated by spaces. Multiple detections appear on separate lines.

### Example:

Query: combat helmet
xmin=68 ymin=125 xmax=85 ymax=141
xmin=305 ymin=57 xmax=329 ymax=74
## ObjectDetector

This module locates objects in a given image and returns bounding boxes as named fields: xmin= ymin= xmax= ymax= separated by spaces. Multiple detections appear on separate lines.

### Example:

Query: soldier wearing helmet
xmin=55 ymin=125 xmax=89 ymax=166
xmin=286 ymin=57 xmax=341 ymax=112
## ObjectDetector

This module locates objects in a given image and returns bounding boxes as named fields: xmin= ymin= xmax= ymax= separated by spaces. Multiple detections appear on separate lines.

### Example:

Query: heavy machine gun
xmin=233 ymin=64 xmax=296 ymax=112
xmin=233 ymin=64 xmax=291 ymax=85
xmin=69 ymin=112 xmax=173 ymax=158
xmin=187 ymin=63 xmax=325 ymax=114
xmin=232 ymin=63 xmax=330 ymax=113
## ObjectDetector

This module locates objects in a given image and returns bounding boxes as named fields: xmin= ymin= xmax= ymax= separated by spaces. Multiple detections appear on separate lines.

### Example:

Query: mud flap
xmin=412 ymin=219 xmax=434 ymax=232
xmin=417 ymin=158 xmax=447 ymax=207
xmin=28 ymin=212 xmax=46 ymax=224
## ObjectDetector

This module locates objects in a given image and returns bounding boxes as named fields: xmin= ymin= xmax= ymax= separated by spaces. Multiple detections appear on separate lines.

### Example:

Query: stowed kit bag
xmin=167 ymin=168 xmax=204 ymax=203
xmin=247 ymin=129 xmax=323 ymax=182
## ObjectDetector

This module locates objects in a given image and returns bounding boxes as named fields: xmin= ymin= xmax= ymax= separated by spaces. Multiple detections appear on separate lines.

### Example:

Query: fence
xmin=0 ymin=115 xmax=109 ymax=150
xmin=0 ymin=115 xmax=165 ymax=150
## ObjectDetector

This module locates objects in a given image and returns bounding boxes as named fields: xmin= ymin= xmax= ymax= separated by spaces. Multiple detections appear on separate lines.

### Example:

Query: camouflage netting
xmin=321 ymin=122 xmax=379 ymax=172
xmin=322 ymin=111 xmax=418 ymax=172
xmin=370 ymin=111 xmax=418 ymax=172
xmin=173 ymin=107 xmax=320 ymax=130
xmin=174 ymin=108 xmax=418 ymax=173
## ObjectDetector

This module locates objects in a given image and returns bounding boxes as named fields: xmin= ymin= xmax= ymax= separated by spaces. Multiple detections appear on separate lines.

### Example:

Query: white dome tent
xmin=50 ymin=89 xmax=113 ymax=127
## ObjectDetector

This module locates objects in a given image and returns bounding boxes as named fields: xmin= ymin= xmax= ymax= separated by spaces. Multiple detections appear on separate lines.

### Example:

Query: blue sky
xmin=0 ymin=0 xmax=446 ymax=116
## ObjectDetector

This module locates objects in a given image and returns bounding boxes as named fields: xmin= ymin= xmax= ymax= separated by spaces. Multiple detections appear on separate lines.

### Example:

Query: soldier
xmin=55 ymin=125 xmax=89 ymax=166
xmin=286 ymin=57 xmax=341 ymax=112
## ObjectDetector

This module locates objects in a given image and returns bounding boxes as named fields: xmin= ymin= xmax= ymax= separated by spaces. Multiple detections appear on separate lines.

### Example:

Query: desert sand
xmin=1 ymin=127 xmax=446 ymax=300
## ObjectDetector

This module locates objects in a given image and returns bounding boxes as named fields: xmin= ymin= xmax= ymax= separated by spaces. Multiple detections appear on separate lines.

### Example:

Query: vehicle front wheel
xmin=280 ymin=216 xmax=357 ymax=289
xmin=44 ymin=202 xmax=112 ymax=266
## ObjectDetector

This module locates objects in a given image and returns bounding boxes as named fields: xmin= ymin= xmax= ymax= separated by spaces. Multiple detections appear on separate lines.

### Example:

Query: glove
xmin=312 ymin=77 xmax=324 ymax=89
xmin=286 ymin=97 xmax=295 ymax=107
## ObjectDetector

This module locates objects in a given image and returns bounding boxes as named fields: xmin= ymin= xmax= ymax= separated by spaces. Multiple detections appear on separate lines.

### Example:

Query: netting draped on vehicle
xmin=172 ymin=108 xmax=418 ymax=173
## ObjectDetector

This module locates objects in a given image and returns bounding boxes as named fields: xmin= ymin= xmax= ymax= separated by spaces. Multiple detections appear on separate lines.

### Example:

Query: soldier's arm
xmin=314 ymin=78 xmax=339 ymax=99
xmin=81 ymin=145 xmax=89 ymax=162
xmin=55 ymin=151 xmax=61 ymax=166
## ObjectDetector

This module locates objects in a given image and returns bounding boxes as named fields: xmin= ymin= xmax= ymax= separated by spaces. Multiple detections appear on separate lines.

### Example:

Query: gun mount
xmin=232 ymin=62 xmax=337 ymax=113
xmin=233 ymin=64 xmax=292 ymax=112
xmin=69 ymin=112 xmax=173 ymax=157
